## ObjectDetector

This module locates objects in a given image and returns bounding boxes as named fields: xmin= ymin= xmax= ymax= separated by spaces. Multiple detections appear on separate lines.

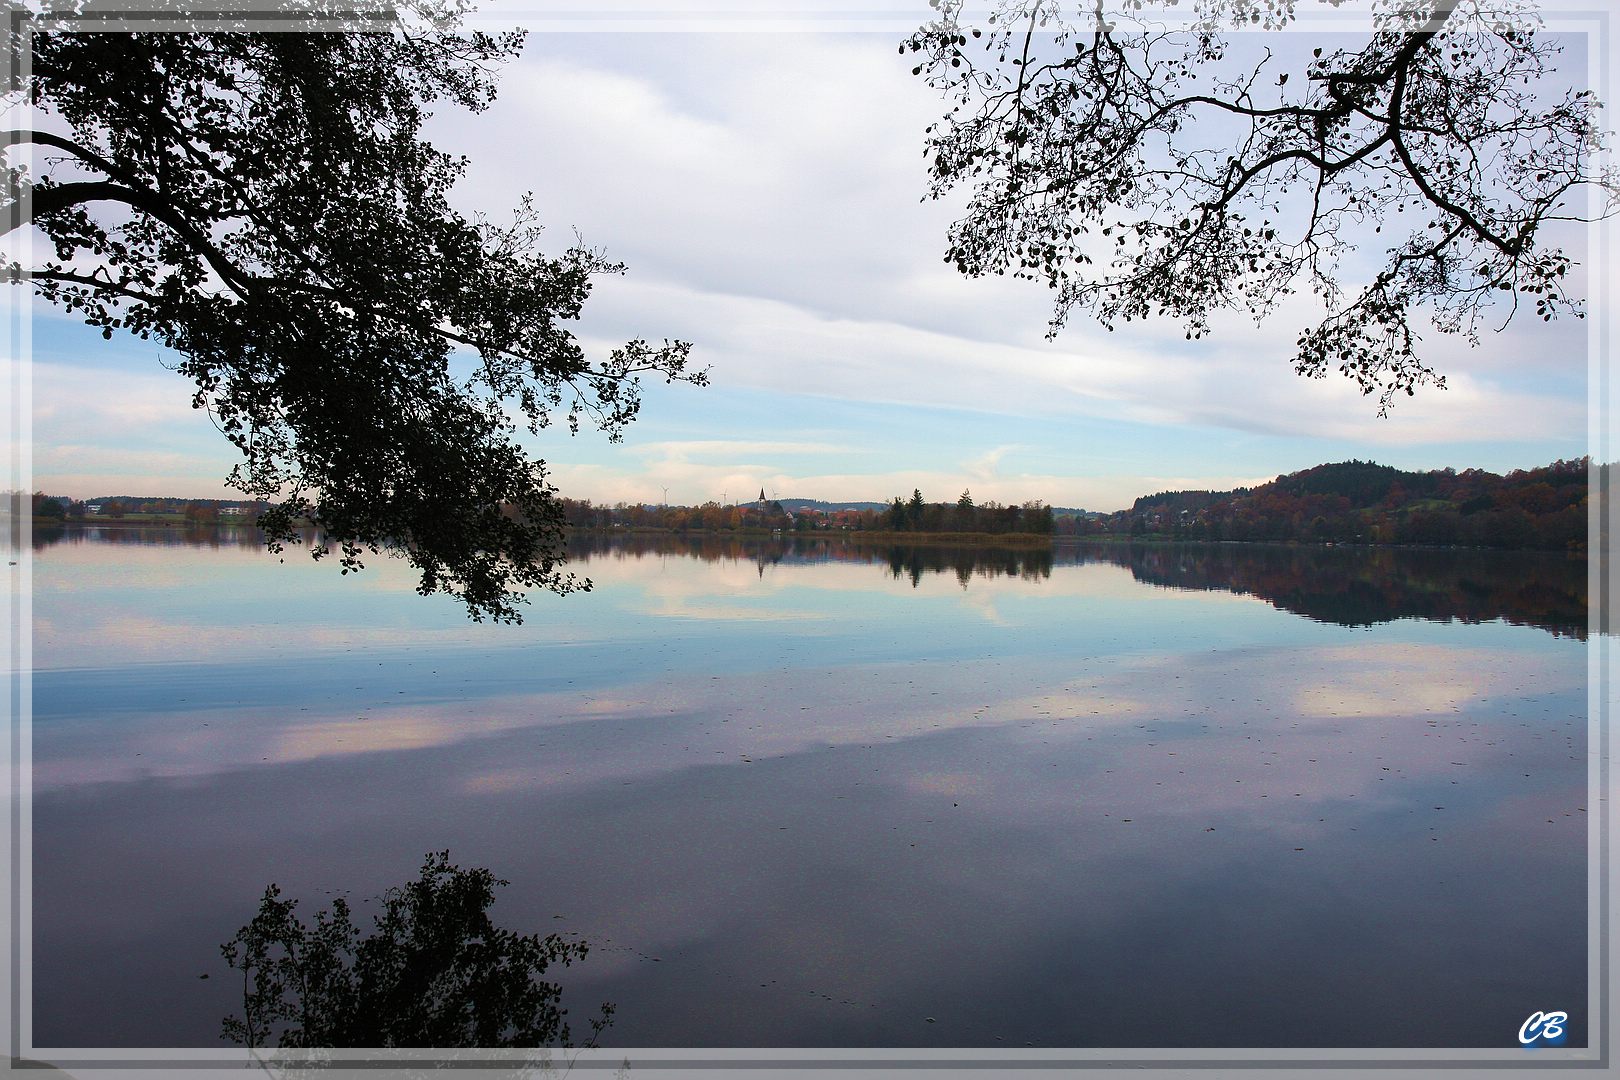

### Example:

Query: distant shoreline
xmin=1052 ymin=533 xmax=1587 ymax=557
xmin=564 ymin=525 xmax=1056 ymax=546
xmin=32 ymin=519 xmax=1589 ymax=556
xmin=32 ymin=519 xmax=1051 ymax=545
xmin=31 ymin=515 xmax=248 ymax=527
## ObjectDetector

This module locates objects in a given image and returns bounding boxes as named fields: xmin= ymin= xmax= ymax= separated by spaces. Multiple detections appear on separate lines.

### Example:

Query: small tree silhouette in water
xmin=220 ymin=852 xmax=613 ymax=1049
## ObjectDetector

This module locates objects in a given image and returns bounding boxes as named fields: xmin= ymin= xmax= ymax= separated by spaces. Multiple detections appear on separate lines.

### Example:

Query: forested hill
xmin=1066 ymin=458 xmax=1594 ymax=551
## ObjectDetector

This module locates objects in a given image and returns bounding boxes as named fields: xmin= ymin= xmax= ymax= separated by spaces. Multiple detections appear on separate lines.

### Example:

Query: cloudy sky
xmin=26 ymin=3 xmax=1596 ymax=511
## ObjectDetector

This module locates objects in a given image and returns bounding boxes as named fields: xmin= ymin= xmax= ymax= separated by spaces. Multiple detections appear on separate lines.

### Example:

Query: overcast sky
xmin=26 ymin=4 xmax=1596 ymax=511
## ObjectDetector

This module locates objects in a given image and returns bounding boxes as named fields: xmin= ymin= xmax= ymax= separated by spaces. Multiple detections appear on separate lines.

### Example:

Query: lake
xmin=25 ymin=527 xmax=1592 ymax=1052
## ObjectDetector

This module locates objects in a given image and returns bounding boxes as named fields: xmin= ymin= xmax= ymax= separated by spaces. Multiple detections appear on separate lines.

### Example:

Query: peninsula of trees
xmin=555 ymin=489 xmax=1056 ymax=538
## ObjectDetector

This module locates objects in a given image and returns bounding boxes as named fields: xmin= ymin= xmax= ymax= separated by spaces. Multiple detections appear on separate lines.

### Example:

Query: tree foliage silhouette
xmin=4 ymin=0 xmax=703 ymax=621
xmin=220 ymin=851 xmax=613 ymax=1050
xmin=906 ymin=0 xmax=1616 ymax=411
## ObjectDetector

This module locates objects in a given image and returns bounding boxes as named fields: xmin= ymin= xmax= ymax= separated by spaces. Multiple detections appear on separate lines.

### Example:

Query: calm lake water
xmin=27 ymin=527 xmax=1591 ymax=1049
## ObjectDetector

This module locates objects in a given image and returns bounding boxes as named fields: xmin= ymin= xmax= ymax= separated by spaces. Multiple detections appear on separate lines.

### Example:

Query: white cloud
xmin=433 ymin=31 xmax=1587 ymax=445
xmin=22 ymin=26 xmax=1592 ymax=501
xmin=575 ymin=276 xmax=1584 ymax=446
xmin=631 ymin=439 xmax=846 ymax=459
xmin=32 ymin=361 xmax=204 ymax=434
xmin=28 ymin=361 xmax=237 ymax=496
xmin=963 ymin=445 xmax=1021 ymax=483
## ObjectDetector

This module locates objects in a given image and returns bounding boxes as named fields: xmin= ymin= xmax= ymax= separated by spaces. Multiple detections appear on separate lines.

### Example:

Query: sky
xmin=22 ymin=4 xmax=1599 ymax=512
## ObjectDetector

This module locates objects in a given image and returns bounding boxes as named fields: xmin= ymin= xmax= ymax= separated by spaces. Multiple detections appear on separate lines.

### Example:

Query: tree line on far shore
xmin=13 ymin=493 xmax=269 ymax=525
xmin=14 ymin=456 xmax=1600 ymax=554
xmin=555 ymin=458 xmax=1598 ymax=552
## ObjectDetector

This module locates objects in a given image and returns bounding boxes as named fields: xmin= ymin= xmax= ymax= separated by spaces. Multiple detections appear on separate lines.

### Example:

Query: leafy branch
xmin=906 ymin=0 xmax=1616 ymax=412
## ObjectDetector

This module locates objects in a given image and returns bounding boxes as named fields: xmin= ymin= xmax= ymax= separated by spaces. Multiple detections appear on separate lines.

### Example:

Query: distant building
xmin=752 ymin=488 xmax=793 ymax=526
xmin=86 ymin=504 xmax=101 ymax=515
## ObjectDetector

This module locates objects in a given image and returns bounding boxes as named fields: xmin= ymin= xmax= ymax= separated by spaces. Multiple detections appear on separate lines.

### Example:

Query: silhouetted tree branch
xmin=906 ymin=0 xmax=1615 ymax=412
xmin=4 ymin=1 xmax=705 ymax=621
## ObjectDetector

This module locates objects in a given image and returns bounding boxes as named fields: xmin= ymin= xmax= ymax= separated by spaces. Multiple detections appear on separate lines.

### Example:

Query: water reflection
xmin=562 ymin=532 xmax=1058 ymax=587
xmin=30 ymin=526 xmax=1585 ymax=638
xmin=221 ymin=852 xmax=610 ymax=1050
xmin=29 ymin=521 xmax=270 ymax=550
xmin=28 ymin=526 xmax=1588 ymax=1051
xmin=1084 ymin=541 xmax=1590 ymax=639
xmin=584 ymin=534 xmax=1586 ymax=638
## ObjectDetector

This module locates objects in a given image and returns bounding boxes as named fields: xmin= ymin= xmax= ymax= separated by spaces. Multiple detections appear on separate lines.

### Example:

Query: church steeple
xmin=758 ymin=487 xmax=767 ymax=505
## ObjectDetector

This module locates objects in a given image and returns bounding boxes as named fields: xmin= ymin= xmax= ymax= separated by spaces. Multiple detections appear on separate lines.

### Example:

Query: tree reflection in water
xmin=567 ymin=534 xmax=1587 ymax=637
xmin=567 ymin=534 xmax=1587 ymax=638
xmin=220 ymin=852 xmax=612 ymax=1061
xmin=32 ymin=525 xmax=1588 ymax=637
xmin=1092 ymin=540 xmax=1589 ymax=638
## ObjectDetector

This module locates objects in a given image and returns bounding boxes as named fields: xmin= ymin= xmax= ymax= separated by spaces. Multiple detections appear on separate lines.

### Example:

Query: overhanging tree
xmin=906 ymin=0 xmax=1616 ymax=412
xmin=4 ymin=0 xmax=703 ymax=621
